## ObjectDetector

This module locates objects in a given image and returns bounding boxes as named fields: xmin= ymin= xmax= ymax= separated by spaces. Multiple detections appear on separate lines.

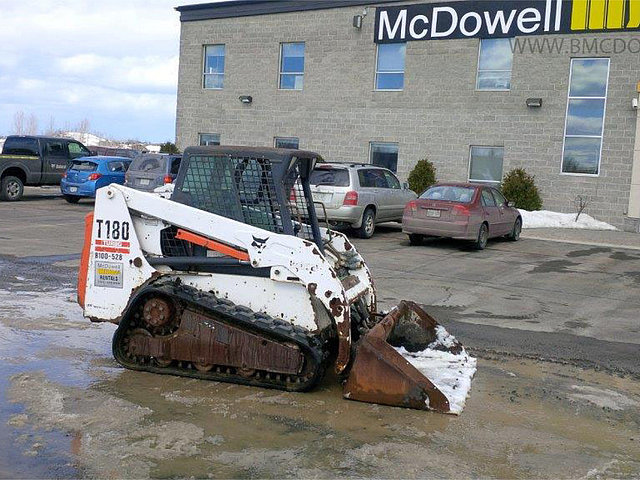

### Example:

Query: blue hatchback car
xmin=60 ymin=156 xmax=131 ymax=203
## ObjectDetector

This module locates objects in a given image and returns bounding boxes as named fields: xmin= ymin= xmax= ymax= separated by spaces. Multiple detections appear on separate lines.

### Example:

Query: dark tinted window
xmin=370 ymin=143 xmax=398 ymax=172
xmin=492 ymin=189 xmax=507 ymax=206
xmin=3 ymin=137 xmax=39 ymax=156
xmin=358 ymin=169 xmax=389 ymax=188
xmin=420 ymin=186 xmax=475 ymax=203
xmin=45 ymin=140 xmax=66 ymax=157
xmin=481 ymin=189 xmax=497 ymax=207
xmin=310 ymin=168 xmax=349 ymax=187
xmin=275 ymin=137 xmax=299 ymax=150
xmin=384 ymin=171 xmax=401 ymax=189
xmin=108 ymin=161 xmax=126 ymax=173
xmin=170 ymin=157 xmax=182 ymax=175
xmin=70 ymin=160 xmax=97 ymax=171
xmin=130 ymin=155 xmax=167 ymax=173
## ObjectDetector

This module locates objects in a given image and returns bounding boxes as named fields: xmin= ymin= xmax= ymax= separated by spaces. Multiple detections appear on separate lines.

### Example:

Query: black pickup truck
xmin=0 ymin=135 xmax=93 ymax=201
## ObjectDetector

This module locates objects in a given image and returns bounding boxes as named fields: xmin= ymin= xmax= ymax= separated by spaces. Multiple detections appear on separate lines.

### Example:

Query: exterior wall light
xmin=239 ymin=95 xmax=253 ymax=104
xmin=353 ymin=8 xmax=367 ymax=29
xmin=526 ymin=98 xmax=543 ymax=108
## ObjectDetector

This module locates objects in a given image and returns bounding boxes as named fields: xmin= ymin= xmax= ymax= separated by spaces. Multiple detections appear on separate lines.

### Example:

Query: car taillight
xmin=343 ymin=191 xmax=358 ymax=206
xmin=88 ymin=173 xmax=102 ymax=181
xmin=405 ymin=200 xmax=417 ymax=216
xmin=163 ymin=175 xmax=173 ymax=184
xmin=452 ymin=204 xmax=471 ymax=216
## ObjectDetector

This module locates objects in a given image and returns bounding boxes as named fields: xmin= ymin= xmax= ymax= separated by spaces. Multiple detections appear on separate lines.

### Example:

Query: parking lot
xmin=1 ymin=189 xmax=640 ymax=478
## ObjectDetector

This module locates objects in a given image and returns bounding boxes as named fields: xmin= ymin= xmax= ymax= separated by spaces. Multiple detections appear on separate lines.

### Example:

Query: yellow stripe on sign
xmin=589 ymin=0 xmax=607 ymax=29
xmin=572 ymin=0 xmax=590 ymax=30
xmin=629 ymin=0 xmax=640 ymax=27
xmin=607 ymin=0 xmax=626 ymax=28
xmin=98 ymin=269 xmax=120 ymax=276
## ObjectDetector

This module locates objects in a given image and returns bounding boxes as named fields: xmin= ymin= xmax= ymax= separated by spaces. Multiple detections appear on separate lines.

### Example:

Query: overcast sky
xmin=0 ymin=0 xmax=206 ymax=143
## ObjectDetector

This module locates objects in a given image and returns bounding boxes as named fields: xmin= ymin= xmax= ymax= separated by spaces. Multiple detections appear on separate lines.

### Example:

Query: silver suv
xmin=310 ymin=163 xmax=417 ymax=238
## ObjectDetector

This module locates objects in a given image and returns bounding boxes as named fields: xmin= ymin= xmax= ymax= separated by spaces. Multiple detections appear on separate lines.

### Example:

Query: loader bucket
xmin=343 ymin=301 xmax=476 ymax=414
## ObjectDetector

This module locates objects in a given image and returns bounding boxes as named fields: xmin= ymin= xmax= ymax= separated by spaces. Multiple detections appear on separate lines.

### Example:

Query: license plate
xmin=139 ymin=179 xmax=151 ymax=186
xmin=426 ymin=209 xmax=441 ymax=218
xmin=69 ymin=187 xmax=78 ymax=193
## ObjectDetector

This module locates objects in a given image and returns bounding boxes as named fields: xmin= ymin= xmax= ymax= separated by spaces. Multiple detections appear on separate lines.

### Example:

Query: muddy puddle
xmin=1 ymin=281 xmax=639 ymax=479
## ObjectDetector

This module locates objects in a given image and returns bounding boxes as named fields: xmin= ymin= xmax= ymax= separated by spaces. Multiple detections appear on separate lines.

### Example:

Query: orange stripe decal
xmin=77 ymin=212 xmax=94 ymax=308
xmin=95 ymin=247 xmax=130 ymax=254
xmin=175 ymin=229 xmax=250 ymax=262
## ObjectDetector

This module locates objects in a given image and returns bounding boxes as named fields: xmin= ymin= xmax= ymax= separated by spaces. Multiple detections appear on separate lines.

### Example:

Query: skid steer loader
xmin=78 ymin=146 xmax=476 ymax=414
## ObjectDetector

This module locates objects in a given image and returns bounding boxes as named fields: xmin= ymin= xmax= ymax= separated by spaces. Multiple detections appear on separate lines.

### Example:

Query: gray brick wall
xmin=176 ymin=1 xmax=640 ymax=229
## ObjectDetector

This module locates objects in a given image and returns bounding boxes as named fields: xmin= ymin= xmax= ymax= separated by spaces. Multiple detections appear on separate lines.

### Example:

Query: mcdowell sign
xmin=375 ymin=0 xmax=640 ymax=43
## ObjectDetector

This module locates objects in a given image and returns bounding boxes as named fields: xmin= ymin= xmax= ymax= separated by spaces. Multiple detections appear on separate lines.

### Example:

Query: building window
xmin=476 ymin=39 xmax=513 ymax=91
xmin=562 ymin=58 xmax=610 ymax=176
xmin=469 ymin=146 xmax=504 ymax=183
xmin=375 ymin=43 xmax=406 ymax=91
xmin=274 ymin=137 xmax=299 ymax=149
xmin=199 ymin=133 xmax=220 ymax=146
xmin=370 ymin=142 xmax=399 ymax=172
xmin=279 ymin=43 xmax=305 ymax=90
xmin=203 ymin=45 xmax=225 ymax=89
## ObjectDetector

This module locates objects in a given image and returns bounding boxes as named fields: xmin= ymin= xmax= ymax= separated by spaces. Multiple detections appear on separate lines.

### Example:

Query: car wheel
xmin=507 ymin=217 xmax=522 ymax=241
xmin=356 ymin=208 xmax=376 ymax=239
xmin=64 ymin=195 xmax=81 ymax=204
xmin=409 ymin=234 xmax=424 ymax=246
xmin=0 ymin=176 xmax=24 ymax=201
xmin=473 ymin=223 xmax=489 ymax=250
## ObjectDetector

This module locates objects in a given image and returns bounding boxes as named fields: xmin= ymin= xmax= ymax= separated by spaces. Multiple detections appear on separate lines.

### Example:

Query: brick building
xmin=175 ymin=0 xmax=640 ymax=231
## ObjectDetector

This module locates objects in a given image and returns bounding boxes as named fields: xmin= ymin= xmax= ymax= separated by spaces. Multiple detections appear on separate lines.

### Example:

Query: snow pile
xmin=63 ymin=131 xmax=108 ymax=146
xmin=395 ymin=326 xmax=477 ymax=415
xmin=153 ymin=183 xmax=175 ymax=199
xmin=519 ymin=209 xmax=617 ymax=231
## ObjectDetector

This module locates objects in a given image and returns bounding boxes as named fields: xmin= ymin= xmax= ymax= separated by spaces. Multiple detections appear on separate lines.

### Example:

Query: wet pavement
xmin=1 ymin=194 xmax=640 ymax=478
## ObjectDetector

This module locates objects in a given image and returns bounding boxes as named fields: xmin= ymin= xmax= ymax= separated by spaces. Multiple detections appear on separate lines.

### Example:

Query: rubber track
xmin=112 ymin=279 xmax=328 ymax=392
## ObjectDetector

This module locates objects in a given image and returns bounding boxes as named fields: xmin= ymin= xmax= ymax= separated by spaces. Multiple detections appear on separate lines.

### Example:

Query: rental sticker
xmin=95 ymin=261 xmax=123 ymax=289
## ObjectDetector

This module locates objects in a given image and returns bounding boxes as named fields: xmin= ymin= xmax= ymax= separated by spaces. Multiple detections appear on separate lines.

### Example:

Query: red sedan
xmin=402 ymin=183 xmax=522 ymax=250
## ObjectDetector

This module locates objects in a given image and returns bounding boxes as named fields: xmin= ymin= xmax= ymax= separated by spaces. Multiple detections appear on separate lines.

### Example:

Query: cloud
xmin=0 ymin=0 xmax=204 ymax=142
xmin=56 ymin=54 xmax=179 ymax=92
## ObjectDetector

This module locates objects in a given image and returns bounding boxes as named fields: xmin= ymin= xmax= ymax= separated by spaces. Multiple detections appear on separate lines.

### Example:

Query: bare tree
xmin=26 ymin=114 xmax=38 ymax=135
xmin=574 ymin=195 xmax=589 ymax=222
xmin=77 ymin=118 xmax=90 ymax=135
xmin=46 ymin=116 xmax=56 ymax=135
xmin=13 ymin=111 xmax=25 ymax=135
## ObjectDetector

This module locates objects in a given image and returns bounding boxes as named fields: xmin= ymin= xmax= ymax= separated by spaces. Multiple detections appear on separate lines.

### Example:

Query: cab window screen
xmin=180 ymin=155 xmax=282 ymax=233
